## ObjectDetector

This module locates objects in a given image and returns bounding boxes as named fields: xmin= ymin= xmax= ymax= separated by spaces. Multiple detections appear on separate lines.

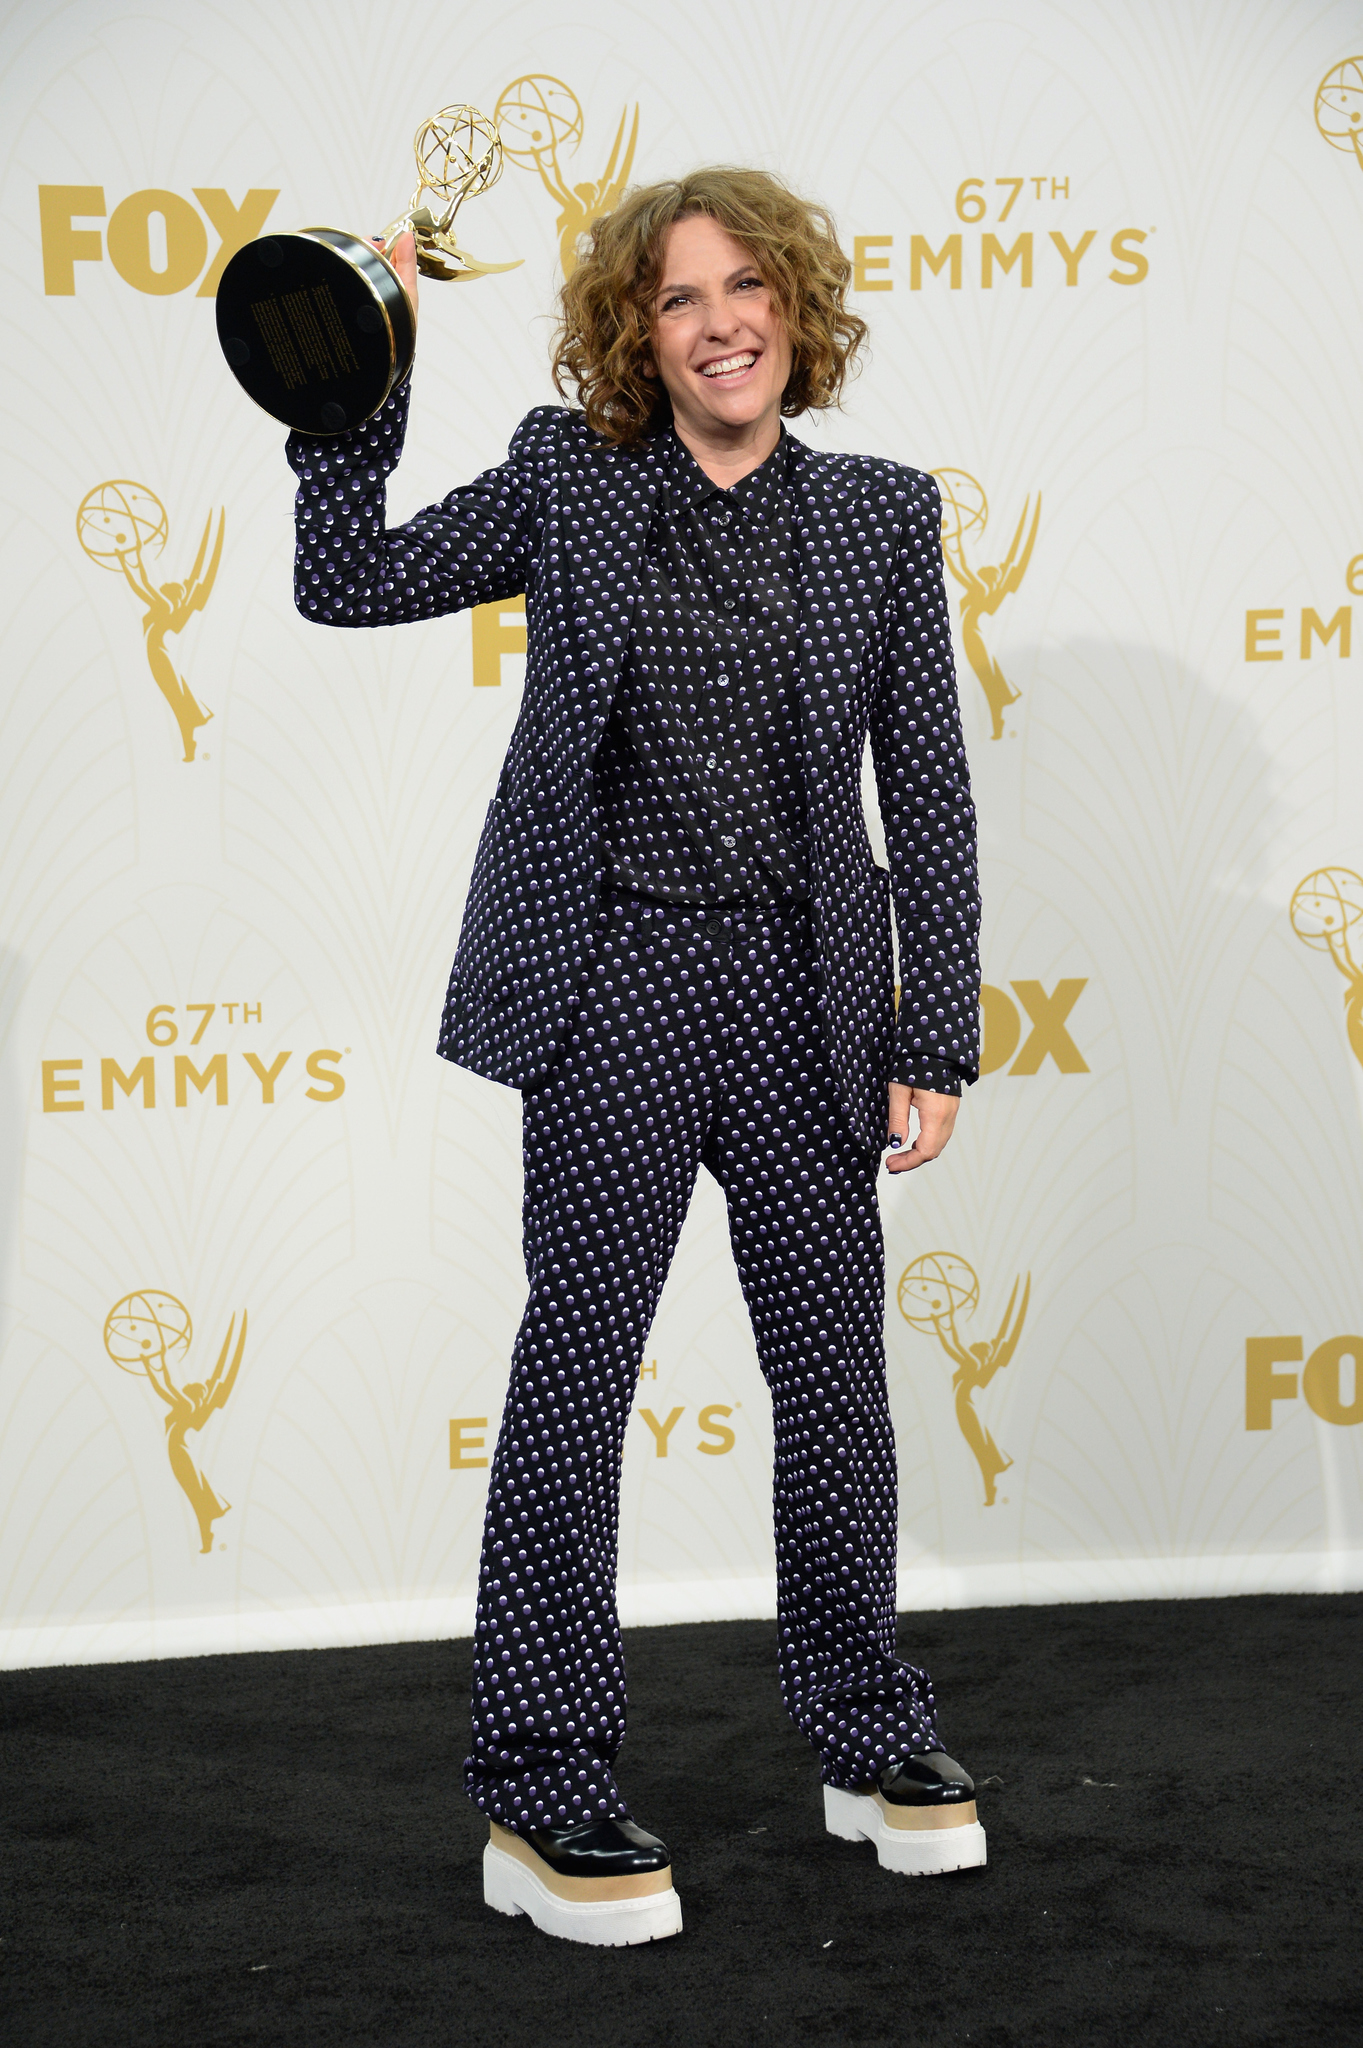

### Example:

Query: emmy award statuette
xmin=215 ymin=104 xmax=518 ymax=436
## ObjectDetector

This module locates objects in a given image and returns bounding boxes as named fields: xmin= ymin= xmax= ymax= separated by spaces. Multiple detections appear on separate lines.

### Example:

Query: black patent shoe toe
xmin=878 ymin=1750 xmax=975 ymax=1805
xmin=524 ymin=1815 xmax=671 ymax=1877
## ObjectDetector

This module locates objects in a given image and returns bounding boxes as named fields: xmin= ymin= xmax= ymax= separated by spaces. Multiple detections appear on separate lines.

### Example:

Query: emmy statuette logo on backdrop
xmin=931 ymin=469 xmax=1041 ymax=740
xmin=1316 ymin=58 xmax=1363 ymax=172
xmin=897 ymin=1255 xmax=1030 ymax=1506
xmin=494 ymin=75 xmax=639 ymax=277
xmin=103 ymin=1292 xmax=248 ymax=1553
xmin=1290 ymin=869 xmax=1363 ymax=1068
xmin=77 ymin=481 xmax=224 ymax=762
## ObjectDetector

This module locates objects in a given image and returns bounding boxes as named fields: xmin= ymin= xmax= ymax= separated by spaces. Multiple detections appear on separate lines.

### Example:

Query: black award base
xmin=216 ymin=230 xmax=415 ymax=436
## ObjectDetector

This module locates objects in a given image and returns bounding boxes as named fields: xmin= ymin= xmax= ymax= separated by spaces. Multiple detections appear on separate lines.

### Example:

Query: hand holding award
xmin=215 ymin=103 xmax=517 ymax=436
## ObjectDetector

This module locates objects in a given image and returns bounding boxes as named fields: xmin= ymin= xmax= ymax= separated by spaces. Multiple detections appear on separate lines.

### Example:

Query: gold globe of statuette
xmin=493 ymin=76 xmax=584 ymax=170
xmin=414 ymin=104 xmax=505 ymax=206
xmin=1316 ymin=57 xmax=1363 ymax=154
xmin=933 ymin=468 xmax=988 ymax=555
xmin=76 ymin=481 xmax=168 ymax=571
xmin=103 ymin=1289 xmax=193 ymax=1377
xmin=896 ymin=1252 xmax=980 ymax=1331
xmin=1290 ymin=868 xmax=1363 ymax=950
xmin=381 ymin=103 xmax=519 ymax=282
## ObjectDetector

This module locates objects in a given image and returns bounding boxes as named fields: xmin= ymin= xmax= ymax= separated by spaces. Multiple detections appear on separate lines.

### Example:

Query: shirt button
xmin=706 ymin=918 xmax=723 ymax=936
xmin=716 ymin=673 xmax=729 ymax=686
xmin=721 ymin=834 xmax=737 ymax=849
xmin=706 ymin=755 xmax=718 ymax=770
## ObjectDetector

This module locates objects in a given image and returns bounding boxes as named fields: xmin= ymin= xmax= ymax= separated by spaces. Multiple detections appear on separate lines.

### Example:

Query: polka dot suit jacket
xmin=288 ymin=386 xmax=981 ymax=1148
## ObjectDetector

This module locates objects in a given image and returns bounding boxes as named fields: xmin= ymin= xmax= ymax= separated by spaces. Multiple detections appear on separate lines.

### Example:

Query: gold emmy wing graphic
xmin=494 ymin=74 xmax=639 ymax=277
xmin=103 ymin=1291 xmax=247 ymax=1553
xmin=1316 ymin=57 xmax=1363 ymax=170
xmin=1290 ymin=868 xmax=1363 ymax=1069
xmin=931 ymin=469 xmax=1041 ymax=741
xmin=77 ymin=481 xmax=224 ymax=762
xmin=897 ymin=1253 xmax=1030 ymax=1506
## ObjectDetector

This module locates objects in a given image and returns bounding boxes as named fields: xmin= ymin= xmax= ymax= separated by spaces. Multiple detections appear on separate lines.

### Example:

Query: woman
xmin=288 ymin=167 xmax=983 ymax=1947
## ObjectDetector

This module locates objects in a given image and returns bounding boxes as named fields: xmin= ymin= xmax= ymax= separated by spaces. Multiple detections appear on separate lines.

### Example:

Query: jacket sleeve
xmin=870 ymin=470 xmax=981 ymax=1095
xmin=285 ymin=381 xmax=554 ymax=627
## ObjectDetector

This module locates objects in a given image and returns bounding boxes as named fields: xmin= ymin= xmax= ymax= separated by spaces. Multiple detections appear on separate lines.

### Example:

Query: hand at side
xmin=885 ymin=1084 xmax=959 ymax=1173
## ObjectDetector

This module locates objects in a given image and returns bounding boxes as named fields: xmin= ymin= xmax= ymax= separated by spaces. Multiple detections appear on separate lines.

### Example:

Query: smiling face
xmin=646 ymin=213 xmax=793 ymax=454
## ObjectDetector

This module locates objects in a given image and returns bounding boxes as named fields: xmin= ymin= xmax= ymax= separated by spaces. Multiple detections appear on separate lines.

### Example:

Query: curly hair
xmin=551 ymin=166 xmax=868 ymax=446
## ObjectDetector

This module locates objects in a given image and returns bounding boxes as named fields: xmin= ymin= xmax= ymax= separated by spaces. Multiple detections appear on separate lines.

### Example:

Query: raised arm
xmin=286 ymin=380 xmax=553 ymax=630
xmin=871 ymin=469 xmax=982 ymax=1101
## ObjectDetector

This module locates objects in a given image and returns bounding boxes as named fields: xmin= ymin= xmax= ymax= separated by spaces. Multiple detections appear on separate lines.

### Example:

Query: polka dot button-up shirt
xmin=599 ymin=423 xmax=808 ymax=905
xmin=286 ymin=384 xmax=981 ymax=1142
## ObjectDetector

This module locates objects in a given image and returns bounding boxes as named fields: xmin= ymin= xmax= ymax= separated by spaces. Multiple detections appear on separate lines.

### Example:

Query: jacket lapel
xmin=564 ymin=430 xmax=665 ymax=728
xmin=789 ymin=442 xmax=893 ymax=764
xmin=557 ymin=428 xmax=895 ymax=771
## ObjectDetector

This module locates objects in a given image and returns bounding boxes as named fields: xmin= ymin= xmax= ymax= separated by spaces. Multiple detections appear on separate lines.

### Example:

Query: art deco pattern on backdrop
xmin=2 ymin=0 xmax=1361 ymax=1667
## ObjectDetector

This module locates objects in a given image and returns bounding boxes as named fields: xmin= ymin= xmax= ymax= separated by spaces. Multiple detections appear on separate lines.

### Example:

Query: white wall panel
xmin=3 ymin=0 xmax=1361 ymax=1667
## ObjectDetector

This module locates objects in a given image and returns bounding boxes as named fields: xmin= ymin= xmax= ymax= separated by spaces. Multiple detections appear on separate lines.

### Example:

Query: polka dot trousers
xmin=463 ymin=894 xmax=942 ymax=1832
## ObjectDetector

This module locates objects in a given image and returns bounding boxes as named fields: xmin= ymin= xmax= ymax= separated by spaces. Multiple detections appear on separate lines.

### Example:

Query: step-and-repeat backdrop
xmin=3 ymin=0 xmax=1362 ymax=1666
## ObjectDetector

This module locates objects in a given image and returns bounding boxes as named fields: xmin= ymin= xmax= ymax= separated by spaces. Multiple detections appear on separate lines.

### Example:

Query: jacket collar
xmin=565 ymin=420 xmax=890 ymax=730
xmin=657 ymin=422 xmax=793 ymax=527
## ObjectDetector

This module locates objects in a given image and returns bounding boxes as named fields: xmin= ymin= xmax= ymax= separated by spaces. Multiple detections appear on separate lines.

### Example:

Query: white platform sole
xmin=482 ymin=1840 xmax=683 ymax=1946
xmin=824 ymin=1785 xmax=987 ymax=1875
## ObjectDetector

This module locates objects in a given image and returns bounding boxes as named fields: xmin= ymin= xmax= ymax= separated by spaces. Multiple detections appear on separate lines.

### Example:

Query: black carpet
xmin=1 ymin=1594 xmax=1359 ymax=2047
